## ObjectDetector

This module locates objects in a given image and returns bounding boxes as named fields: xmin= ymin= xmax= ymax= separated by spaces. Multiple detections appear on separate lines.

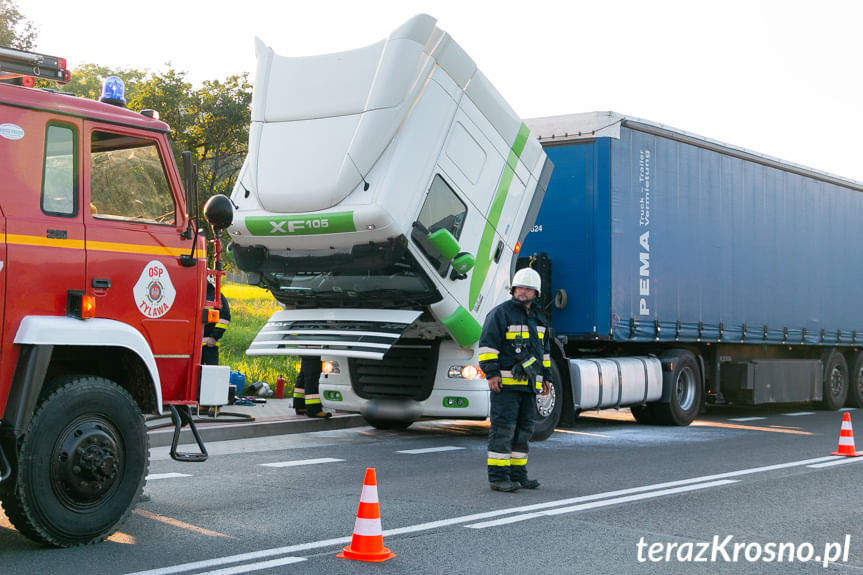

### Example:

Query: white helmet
xmin=511 ymin=267 xmax=541 ymax=297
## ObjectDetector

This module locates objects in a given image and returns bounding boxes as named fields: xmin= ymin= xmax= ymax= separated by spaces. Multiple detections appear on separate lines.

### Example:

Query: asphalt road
xmin=2 ymin=404 xmax=862 ymax=574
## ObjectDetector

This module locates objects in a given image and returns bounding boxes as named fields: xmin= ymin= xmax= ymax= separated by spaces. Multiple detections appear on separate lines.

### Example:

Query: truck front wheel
xmin=1 ymin=376 xmax=148 ymax=547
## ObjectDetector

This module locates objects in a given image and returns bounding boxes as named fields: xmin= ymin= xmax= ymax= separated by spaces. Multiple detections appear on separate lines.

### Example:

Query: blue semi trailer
xmin=521 ymin=111 xmax=863 ymax=428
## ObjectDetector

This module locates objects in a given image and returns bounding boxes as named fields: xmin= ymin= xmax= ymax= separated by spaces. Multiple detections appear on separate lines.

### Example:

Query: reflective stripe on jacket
xmin=478 ymin=297 xmax=551 ymax=394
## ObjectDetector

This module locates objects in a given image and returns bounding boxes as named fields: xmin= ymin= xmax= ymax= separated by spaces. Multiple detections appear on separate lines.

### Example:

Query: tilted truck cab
xmin=229 ymin=14 xmax=551 ymax=427
xmin=0 ymin=46 xmax=227 ymax=547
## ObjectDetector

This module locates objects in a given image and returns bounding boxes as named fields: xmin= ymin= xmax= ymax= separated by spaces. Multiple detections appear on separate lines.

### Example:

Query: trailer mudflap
xmin=246 ymin=309 xmax=423 ymax=360
xmin=168 ymin=405 xmax=208 ymax=463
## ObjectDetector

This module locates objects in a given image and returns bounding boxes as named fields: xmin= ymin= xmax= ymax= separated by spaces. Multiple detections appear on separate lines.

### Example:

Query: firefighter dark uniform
xmin=202 ymin=282 xmax=230 ymax=365
xmin=478 ymin=268 xmax=551 ymax=492
xmin=293 ymin=356 xmax=331 ymax=418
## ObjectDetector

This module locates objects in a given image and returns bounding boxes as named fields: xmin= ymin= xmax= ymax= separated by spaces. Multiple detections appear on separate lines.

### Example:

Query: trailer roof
xmin=526 ymin=111 xmax=863 ymax=191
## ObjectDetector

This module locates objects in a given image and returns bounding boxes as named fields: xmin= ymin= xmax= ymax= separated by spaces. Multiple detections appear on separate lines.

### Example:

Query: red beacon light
xmin=513 ymin=241 xmax=522 ymax=254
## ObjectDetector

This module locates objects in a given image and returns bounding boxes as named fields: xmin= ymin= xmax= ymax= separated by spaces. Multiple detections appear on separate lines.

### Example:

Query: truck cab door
xmin=410 ymin=113 xmax=533 ymax=347
xmin=0 ymin=118 xmax=86 ymax=409
xmin=83 ymin=123 xmax=201 ymax=402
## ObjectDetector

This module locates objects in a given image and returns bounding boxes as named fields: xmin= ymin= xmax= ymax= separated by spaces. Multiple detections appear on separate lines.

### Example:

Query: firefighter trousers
xmin=487 ymin=388 xmax=536 ymax=482
xmin=294 ymin=356 xmax=323 ymax=415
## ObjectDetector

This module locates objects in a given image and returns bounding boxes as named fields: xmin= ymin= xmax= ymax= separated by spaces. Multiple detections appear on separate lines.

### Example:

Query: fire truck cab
xmin=0 ymin=46 xmax=225 ymax=547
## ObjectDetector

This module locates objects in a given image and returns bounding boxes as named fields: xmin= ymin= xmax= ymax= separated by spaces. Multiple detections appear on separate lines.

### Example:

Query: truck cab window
xmin=42 ymin=124 xmax=77 ymax=216
xmin=89 ymin=131 xmax=175 ymax=225
xmin=412 ymin=174 xmax=467 ymax=276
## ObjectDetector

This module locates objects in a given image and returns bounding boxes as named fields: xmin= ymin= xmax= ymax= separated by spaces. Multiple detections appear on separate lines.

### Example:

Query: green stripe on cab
xmin=245 ymin=211 xmax=356 ymax=236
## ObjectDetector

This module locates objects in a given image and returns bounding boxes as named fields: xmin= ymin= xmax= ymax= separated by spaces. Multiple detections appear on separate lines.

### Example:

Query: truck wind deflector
xmin=247 ymin=309 xmax=423 ymax=360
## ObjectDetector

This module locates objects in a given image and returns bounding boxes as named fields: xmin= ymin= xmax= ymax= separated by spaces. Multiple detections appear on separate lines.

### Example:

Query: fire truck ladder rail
xmin=167 ymin=404 xmax=209 ymax=462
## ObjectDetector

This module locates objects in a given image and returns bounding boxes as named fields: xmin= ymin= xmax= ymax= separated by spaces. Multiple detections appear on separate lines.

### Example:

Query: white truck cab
xmin=229 ymin=14 xmax=551 ymax=428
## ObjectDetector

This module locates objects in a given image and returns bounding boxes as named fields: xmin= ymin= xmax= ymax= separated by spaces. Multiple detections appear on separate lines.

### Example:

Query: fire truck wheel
xmin=3 ymin=376 xmax=148 ymax=547
xmin=531 ymin=361 xmax=562 ymax=441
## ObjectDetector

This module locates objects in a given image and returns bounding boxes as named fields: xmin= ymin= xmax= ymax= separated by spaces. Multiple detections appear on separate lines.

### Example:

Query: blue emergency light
xmin=99 ymin=76 xmax=126 ymax=107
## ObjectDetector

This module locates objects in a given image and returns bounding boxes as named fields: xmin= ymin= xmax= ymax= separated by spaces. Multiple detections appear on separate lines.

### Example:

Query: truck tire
xmin=847 ymin=351 xmax=863 ymax=407
xmin=821 ymin=349 xmax=848 ymax=410
xmin=652 ymin=350 xmax=702 ymax=426
xmin=362 ymin=416 xmax=414 ymax=431
xmin=1 ymin=376 xmax=148 ymax=547
xmin=531 ymin=361 xmax=563 ymax=441
xmin=630 ymin=405 xmax=656 ymax=425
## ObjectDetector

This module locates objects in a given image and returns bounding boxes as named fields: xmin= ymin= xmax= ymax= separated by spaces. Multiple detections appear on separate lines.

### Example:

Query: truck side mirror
xmin=450 ymin=252 xmax=475 ymax=280
xmin=427 ymin=229 xmax=460 ymax=261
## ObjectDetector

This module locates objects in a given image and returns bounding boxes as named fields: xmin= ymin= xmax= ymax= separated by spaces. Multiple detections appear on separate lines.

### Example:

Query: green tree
xmin=0 ymin=0 xmax=35 ymax=49
xmin=192 ymin=74 xmax=252 ymax=198
xmin=61 ymin=63 xmax=147 ymax=101
xmin=62 ymin=63 xmax=251 ymax=266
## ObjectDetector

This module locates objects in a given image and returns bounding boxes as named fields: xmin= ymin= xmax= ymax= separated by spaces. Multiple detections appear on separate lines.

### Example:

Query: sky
xmin=17 ymin=0 xmax=863 ymax=181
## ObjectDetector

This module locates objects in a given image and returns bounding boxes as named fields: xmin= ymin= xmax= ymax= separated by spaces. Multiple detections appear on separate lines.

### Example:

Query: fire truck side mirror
xmin=203 ymin=195 xmax=234 ymax=231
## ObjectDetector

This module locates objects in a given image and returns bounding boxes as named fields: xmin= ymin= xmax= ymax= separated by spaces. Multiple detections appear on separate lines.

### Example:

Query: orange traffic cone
xmin=831 ymin=412 xmax=863 ymax=457
xmin=338 ymin=468 xmax=396 ymax=562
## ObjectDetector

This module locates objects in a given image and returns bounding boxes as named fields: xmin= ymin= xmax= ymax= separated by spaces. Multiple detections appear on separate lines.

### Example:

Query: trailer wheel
xmin=846 ymin=351 xmax=863 ymax=407
xmin=820 ymin=349 xmax=848 ymax=410
xmin=532 ymin=361 xmax=563 ymax=441
xmin=652 ymin=351 xmax=702 ymax=426
xmin=1 ymin=376 xmax=148 ymax=547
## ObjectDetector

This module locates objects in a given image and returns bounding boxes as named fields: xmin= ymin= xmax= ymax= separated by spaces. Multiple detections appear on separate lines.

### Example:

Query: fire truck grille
xmin=349 ymin=339 xmax=440 ymax=401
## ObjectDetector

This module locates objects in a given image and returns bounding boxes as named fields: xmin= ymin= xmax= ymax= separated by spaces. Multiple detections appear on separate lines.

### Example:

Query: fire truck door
xmin=83 ymin=124 xmax=199 ymax=402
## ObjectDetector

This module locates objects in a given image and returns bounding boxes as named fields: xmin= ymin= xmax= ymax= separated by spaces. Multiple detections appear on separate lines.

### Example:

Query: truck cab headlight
xmin=448 ymin=365 xmax=485 ymax=379
xmin=322 ymin=360 xmax=340 ymax=374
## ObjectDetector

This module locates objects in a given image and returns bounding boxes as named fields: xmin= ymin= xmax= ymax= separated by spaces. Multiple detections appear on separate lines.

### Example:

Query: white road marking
xmin=259 ymin=458 xmax=344 ymax=468
xmin=728 ymin=417 xmax=766 ymax=422
xmin=466 ymin=480 xmax=739 ymax=528
xmin=783 ymin=411 xmax=816 ymax=416
xmin=397 ymin=446 xmax=465 ymax=454
xmin=146 ymin=473 xmax=192 ymax=480
xmin=198 ymin=556 xmax=306 ymax=575
xmin=807 ymin=456 xmax=863 ymax=469
xmin=128 ymin=453 xmax=849 ymax=575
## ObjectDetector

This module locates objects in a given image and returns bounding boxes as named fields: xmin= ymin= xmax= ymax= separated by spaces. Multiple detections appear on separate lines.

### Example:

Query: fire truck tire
xmin=531 ymin=361 xmax=562 ymax=441
xmin=2 ymin=376 xmax=148 ymax=547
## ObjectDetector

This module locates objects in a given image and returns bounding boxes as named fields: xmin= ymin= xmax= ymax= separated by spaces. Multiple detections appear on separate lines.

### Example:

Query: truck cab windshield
xmin=260 ymin=244 xmax=441 ymax=309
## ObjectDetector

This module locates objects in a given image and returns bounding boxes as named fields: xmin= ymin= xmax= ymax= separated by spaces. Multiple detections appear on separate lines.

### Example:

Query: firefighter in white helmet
xmin=478 ymin=266 xmax=552 ymax=492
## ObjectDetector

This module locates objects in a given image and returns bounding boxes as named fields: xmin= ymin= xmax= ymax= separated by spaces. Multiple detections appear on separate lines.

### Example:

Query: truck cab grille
xmin=349 ymin=339 xmax=440 ymax=401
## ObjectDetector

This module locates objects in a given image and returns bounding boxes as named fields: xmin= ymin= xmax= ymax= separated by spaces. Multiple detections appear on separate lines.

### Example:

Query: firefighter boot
xmin=489 ymin=480 xmax=521 ymax=492
xmin=519 ymin=479 xmax=540 ymax=489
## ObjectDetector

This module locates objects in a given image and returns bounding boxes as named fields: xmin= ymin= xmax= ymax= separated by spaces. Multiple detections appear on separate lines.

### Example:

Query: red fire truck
xmin=0 ymin=45 xmax=230 ymax=546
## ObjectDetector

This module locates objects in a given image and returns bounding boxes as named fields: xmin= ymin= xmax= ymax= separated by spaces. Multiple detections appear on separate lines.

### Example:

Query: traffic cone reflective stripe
xmin=338 ymin=468 xmax=396 ymax=562
xmin=831 ymin=412 xmax=863 ymax=457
